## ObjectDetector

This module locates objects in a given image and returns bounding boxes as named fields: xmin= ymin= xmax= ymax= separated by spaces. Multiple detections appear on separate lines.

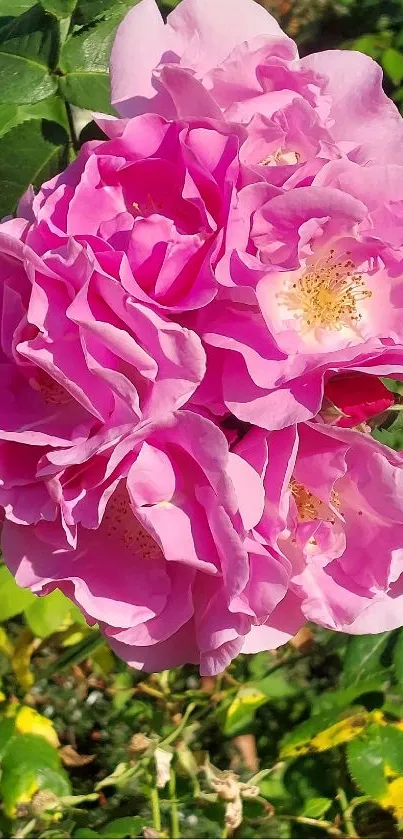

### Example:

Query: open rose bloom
xmin=2 ymin=0 xmax=403 ymax=673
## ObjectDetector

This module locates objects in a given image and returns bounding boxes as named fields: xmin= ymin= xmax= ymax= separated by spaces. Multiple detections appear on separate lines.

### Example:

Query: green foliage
xmin=0 ymin=565 xmax=36 ymax=621
xmin=341 ymin=633 xmax=391 ymax=685
xmin=0 ymin=0 xmax=135 ymax=217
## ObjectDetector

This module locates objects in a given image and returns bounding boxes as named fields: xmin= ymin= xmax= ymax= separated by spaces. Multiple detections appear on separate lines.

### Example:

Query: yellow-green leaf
xmin=224 ymin=686 xmax=267 ymax=736
xmin=0 ymin=565 xmax=35 ymax=622
xmin=15 ymin=706 xmax=59 ymax=748
xmin=1 ymin=734 xmax=70 ymax=817
xmin=11 ymin=629 xmax=39 ymax=690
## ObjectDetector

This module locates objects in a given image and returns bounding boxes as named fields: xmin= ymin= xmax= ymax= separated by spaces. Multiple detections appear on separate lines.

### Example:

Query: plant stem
xmin=277 ymin=815 xmax=344 ymax=837
xmin=169 ymin=765 xmax=181 ymax=839
xmin=137 ymin=682 xmax=165 ymax=700
xmin=65 ymin=100 xmax=79 ymax=154
xmin=337 ymin=787 xmax=357 ymax=837
xmin=150 ymin=787 xmax=161 ymax=834
xmin=161 ymin=701 xmax=196 ymax=747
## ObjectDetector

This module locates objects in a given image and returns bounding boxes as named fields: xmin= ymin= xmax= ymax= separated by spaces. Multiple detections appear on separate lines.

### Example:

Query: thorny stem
xmin=169 ymin=765 xmax=181 ymax=839
xmin=337 ymin=787 xmax=358 ymax=837
xmin=150 ymin=787 xmax=162 ymax=835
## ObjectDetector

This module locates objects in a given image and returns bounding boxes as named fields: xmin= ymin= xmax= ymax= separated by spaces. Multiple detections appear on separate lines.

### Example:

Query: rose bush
xmin=1 ymin=0 xmax=403 ymax=672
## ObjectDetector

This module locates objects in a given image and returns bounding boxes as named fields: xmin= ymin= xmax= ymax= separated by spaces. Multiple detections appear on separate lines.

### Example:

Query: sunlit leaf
xmin=380 ymin=778 xmax=403 ymax=818
xmin=15 ymin=706 xmax=59 ymax=748
xmin=0 ymin=565 xmax=35 ymax=622
xmin=1 ymin=734 xmax=70 ymax=817
xmin=11 ymin=629 xmax=39 ymax=690
xmin=0 ymin=5 xmax=58 ymax=104
xmin=347 ymin=723 xmax=403 ymax=813
xmin=25 ymin=590 xmax=74 ymax=639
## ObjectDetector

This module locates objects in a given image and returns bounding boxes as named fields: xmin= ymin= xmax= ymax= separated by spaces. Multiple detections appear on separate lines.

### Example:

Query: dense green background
xmin=1 ymin=1 xmax=403 ymax=837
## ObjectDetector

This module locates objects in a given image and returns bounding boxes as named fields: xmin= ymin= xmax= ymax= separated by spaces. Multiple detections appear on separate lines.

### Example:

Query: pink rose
xmin=0 ymin=214 xmax=205 ymax=527
xmin=191 ymin=159 xmax=403 ymax=429
xmin=110 ymin=0 xmax=403 ymax=176
xmin=235 ymin=422 xmax=403 ymax=634
xmin=2 ymin=411 xmax=296 ymax=674
xmin=24 ymin=114 xmax=243 ymax=313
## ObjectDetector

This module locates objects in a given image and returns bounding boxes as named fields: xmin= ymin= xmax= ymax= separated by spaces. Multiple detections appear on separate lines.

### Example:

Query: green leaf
xmin=381 ymin=378 xmax=403 ymax=396
xmin=302 ymin=797 xmax=332 ymax=819
xmin=382 ymin=48 xmax=403 ymax=86
xmin=224 ymin=685 xmax=268 ymax=736
xmin=1 ymin=733 xmax=70 ymax=817
xmin=224 ymin=671 xmax=298 ymax=737
xmin=342 ymin=633 xmax=391 ymax=686
xmin=346 ymin=723 xmax=403 ymax=800
xmin=372 ymin=426 xmax=403 ymax=450
xmin=0 ymin=0 xmax=35 ymax=15
xmin=0 ymin=565 xmax=36 ymax=621
xmin=0 ymin=5 xmax=59 ymax=104
xmin=100 ymin=817 xmax=143 ymax=838
xmin=25 ymin=590 xmax=74 ymax=638
xmin=0 ymin=96 xmax=68 ymax=138
xmin=312 ymin=677 xmax=388 ymax=715
xmin=0 ymin=719 xmax=16 ymax=759
xmin=40 ymin=0 xmax=77 ymax=17
xmin=74 ymin=831 xmax=101 ymax=838
xmin=72 ymin=0 xmax=135 ymax=27
xmin=41 ymin=629 xmax=104 ymax=678
xmin=0 ymin=118 xmax=69 ymax=217
xmin=394 ymin=630 xmax=403 ymax=688
xmin=280 ymin=706 xmax=369 ymax=759
xmin=59 ymin=15 xmax=120 ymax=111
xmin=112 ymin=670 xmax=134 ymax=711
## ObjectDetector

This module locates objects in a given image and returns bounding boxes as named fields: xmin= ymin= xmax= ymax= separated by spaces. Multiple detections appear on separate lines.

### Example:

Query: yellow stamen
xmin=279 ymin=250 xmax=372 ymax=331
xmin=290 ymin=478 xmax=340 ymax=524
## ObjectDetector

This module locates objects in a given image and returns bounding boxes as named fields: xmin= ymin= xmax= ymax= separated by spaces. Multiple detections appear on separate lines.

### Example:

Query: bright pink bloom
xmin=2 ymin=411 xmax=297 ymax=674
xmin=236 ymin=422 xmax=403 ymax=634
xmin=24 ymin=114 xmax=242 ymax=313
xmin=0 ymin=214 xmax=205 ymax=526
xmin=110 ymin=0 xmax=403 ymax=174
xmin=192 ymin=160 xmax=403 ymax=429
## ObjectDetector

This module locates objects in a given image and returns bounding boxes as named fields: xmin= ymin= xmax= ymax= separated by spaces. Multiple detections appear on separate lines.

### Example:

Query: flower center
xmin=261 ymin=149 xmax=300 ymax=166
xmin=103 ymin=486 xmax=163 ymax=561
xmin=29 ymin=372 xmax=70 ymax=407
xmin=290 ymin=478 xmax=340 ymax=524
xmin=279 ymin=250 xmax=372 ymax=330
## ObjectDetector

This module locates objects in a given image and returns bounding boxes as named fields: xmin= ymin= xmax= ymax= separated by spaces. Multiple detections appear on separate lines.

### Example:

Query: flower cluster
xmin=2 ymin=0 xmax=403 ymax=674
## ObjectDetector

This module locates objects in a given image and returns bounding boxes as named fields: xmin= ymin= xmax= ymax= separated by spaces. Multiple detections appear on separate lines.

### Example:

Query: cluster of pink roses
xmin=2 ymin=0 xmax=403 ymax=674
